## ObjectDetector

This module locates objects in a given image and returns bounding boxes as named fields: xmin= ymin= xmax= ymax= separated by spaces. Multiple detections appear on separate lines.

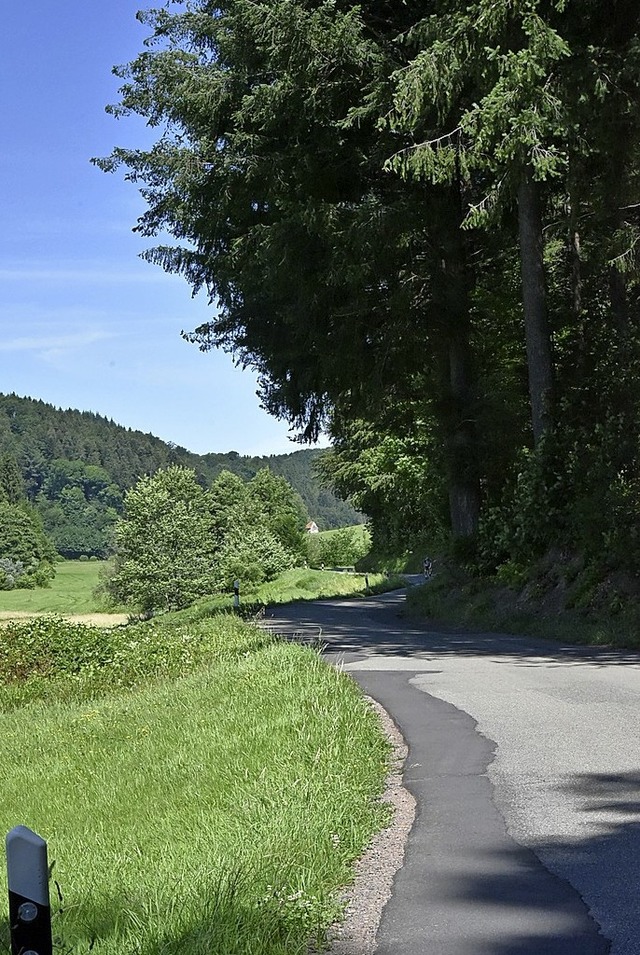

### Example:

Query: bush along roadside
xmin=0 ymin=609 xmax=273 ymax=712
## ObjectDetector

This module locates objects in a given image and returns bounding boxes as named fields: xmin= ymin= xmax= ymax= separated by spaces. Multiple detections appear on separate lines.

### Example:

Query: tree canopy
xmin=106 ymin=465 xmax=310 ymax=612
xmin=107 ymin=465 xmax=220 ymax=612
xmin=101 ymin=1 xmax=640 ymax=583
xmin=0 ymin=503 xmax=56 ymax=590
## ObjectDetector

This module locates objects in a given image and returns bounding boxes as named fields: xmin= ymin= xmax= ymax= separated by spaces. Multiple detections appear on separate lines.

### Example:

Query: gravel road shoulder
xmin=325 ymin=698 xmax=416 ymax=955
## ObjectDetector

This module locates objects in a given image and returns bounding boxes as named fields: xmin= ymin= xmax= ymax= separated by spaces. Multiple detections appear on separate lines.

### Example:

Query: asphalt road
xmin=263 ymin=582 xmax=640 ymax=955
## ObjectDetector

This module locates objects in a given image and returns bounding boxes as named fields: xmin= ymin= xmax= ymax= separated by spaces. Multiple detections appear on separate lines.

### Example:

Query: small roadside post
xmin=6 ymin=826 xmax=53 ymax=955
xmin=233 ymin=579 xmax=240 ymax=612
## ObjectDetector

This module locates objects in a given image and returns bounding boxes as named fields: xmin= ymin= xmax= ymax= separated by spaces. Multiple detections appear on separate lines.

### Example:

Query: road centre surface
xmin=264 ymin=586 xmax=640 ymax=954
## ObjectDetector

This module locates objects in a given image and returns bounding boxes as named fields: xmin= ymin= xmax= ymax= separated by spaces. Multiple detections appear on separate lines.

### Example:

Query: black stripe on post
xmin=6 ymin=826 xmax=53 ymax=955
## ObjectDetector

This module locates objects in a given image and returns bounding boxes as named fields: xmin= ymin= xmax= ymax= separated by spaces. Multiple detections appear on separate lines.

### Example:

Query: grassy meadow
xmin=315 ymin=523 xmax=371 ymax=551
xmin=0 ymin=563 xmax=397 ymax=953
xmin=0 ymin=559 xmax=111 ymax=616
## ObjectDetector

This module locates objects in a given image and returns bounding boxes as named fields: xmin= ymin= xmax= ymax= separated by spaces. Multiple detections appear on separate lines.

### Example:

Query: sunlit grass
xmin=0 ymin=561 xmax=399 ymax=952
xmin=0 ymin=640 xmax=390 ymax=954
xmin=0 ymin=560 xmax=113 ymax=615
xmin=0 ymin=575 xmax=394 ymax=953
xmin=0 ymin=563 xmax=403 ymax=623
xmin=143 ymin=568 xmax=404 ymax=619
xmin=246 ymin=567 xmax=402 ymax=604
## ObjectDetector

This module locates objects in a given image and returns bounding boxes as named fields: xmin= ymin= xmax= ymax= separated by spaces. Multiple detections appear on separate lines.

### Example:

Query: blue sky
xmin=1 ymin=1 xmax=315 ymax=456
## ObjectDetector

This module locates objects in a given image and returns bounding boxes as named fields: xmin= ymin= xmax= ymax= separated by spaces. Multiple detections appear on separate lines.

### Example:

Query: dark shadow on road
xmin=457 ymin=771 xmax=640 ymax=955
xmin=385 ymin=770 xmax=640 ymax=954
xmin=471 ymin=933 xmax=611 ymax=955
xmin=264 ymin=598 xmax=639 ymax=951
xmin=262 ymin=589 xmax=640 ymax=668
xmin=403 ymin=769 xmax=640 ymax=954
xmin=556 ymin=770 xmax=640 ymax=829
xmin=431 ymin=846 xmax=613 ymax=954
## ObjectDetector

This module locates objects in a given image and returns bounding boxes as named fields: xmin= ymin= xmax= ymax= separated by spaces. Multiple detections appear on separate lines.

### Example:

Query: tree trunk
xmin=517 ymin=166 xmax=554 ymax=444
xmin=447 ymin=334 xmax=480 ymax=538
xmin=569 ymin=225 xmax=587 ymax=367
xmin=569 ymin=229 xmax=583 ymax=323
xmin=609 ymin=265 xmax=629 ymax=333
xmin=441 ymin=185 xmax=480 ymax=538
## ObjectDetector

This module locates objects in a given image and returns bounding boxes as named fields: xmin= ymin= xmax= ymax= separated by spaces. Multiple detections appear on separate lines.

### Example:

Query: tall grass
xmin=0 ymin=645 xmax=389 ymax=954
xmin=245 ymin=567 xmax=402 ymax=606
xmin=0 ymin=609 xmax=391 ymax=954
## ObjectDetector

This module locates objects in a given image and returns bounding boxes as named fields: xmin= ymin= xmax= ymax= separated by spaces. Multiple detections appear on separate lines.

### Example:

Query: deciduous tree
xmin=107 ymin=465 xmax=219 ymax=612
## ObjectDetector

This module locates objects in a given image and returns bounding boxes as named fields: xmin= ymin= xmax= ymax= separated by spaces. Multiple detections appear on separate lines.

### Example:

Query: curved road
xmin=264 ymin=583 xmax=640 ymax=955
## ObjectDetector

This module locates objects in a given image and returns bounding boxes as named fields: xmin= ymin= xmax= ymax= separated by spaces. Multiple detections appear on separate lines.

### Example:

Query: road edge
xmin=324 ymin=695 xmax=417 ymax=954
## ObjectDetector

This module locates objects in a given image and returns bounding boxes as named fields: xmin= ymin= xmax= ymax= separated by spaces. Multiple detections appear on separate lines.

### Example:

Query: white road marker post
xmin=6 ymin=826 xmax=53 ymax=955
xmin=233 ymin=579 xmax=240 ymax=613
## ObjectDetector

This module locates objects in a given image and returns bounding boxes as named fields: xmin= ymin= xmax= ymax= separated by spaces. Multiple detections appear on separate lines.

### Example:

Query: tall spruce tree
xmin=386 ymin=0 xmax=575 ymax=443
xmin=98 ymin=0 xmax=487 ymax=537
xmin=99 ymin=0 xmax=640 ymax=570
xmin=0 ymin=453 xmax=24 ymax=504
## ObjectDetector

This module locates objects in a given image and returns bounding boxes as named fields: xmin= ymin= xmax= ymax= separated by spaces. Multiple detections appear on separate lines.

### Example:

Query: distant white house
xmin=305 ymin=520 xmax=320 ymax=534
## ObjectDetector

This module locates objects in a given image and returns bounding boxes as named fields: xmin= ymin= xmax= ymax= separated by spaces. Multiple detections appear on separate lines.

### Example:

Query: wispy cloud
xmin=0 ymin=329 xmax=112 ymax=354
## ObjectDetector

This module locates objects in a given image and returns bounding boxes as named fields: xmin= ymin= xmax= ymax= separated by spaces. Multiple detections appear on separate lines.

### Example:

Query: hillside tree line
xmin=0 ymin=394 xmax=360 ymax=561
xmin=0 ymin=449 xmax=324 ymax=602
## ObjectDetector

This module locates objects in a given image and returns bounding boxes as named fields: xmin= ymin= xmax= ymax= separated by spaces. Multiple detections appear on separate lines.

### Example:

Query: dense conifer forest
xmin=95 ymin=1 xmax=640 ymax=607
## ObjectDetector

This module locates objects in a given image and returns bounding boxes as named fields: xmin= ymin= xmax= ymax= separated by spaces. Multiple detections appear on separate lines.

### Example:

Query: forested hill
xmin=199 ymin=449 xmax=363 ymax=529
xmin=0 ymin=393 xmax=361 ymax=530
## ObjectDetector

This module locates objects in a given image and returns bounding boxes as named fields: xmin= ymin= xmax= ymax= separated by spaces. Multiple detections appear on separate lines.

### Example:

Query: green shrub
xmin=0 ymin=558 xmax=27 ymax=590
xmin=307 ymin=526 xmax=371 ymax=569
xmin=494 ymin=560 xmax=528 ymax=588
xmin=0 ymin=611 xmax=272 ymax=710
xmin=215 ymin=527 xmax=295 ymax=591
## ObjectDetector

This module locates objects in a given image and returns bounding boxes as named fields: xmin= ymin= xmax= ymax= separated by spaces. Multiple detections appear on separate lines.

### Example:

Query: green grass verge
xmin=0 ymin=571 xmax=408 ymax=714
xmin=0 ymin=638 xmax=390 ymax=954
xmin=244 ymin=567 xmax=403 ymax=606
xmin=0 ymin=569 xmax=398 ymax=953
xmin=149 ymin=568 xmax=404 ymax=620
xmin=406 ymin=565 xmax=640 ymax=649
xmin=0 ymin=560 xmax=113 ymax=614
